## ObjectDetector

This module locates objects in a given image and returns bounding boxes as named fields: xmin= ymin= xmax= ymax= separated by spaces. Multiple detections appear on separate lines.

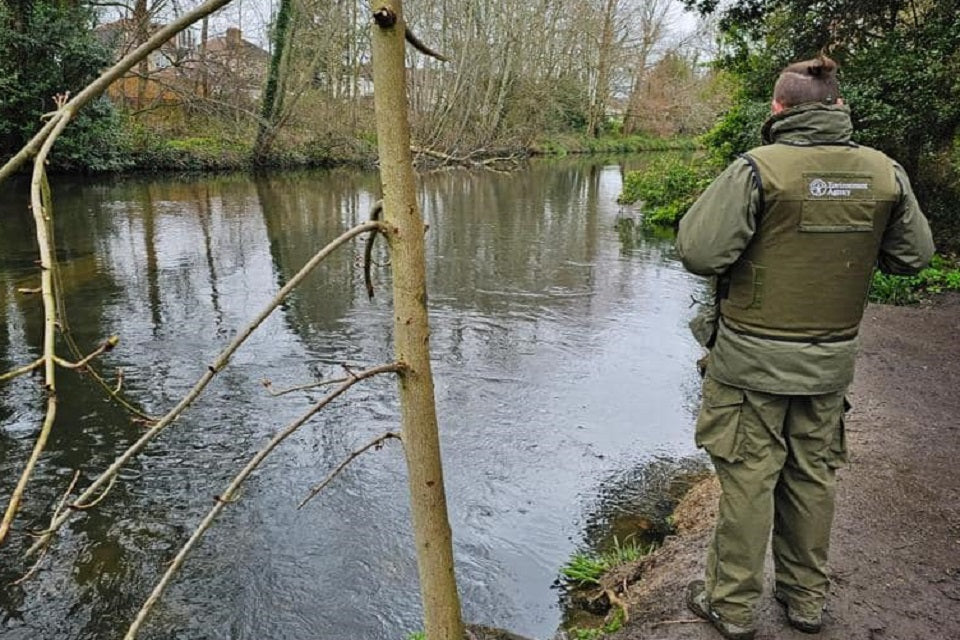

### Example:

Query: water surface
xmin=0 ymin=158 xmax=705 ymax=639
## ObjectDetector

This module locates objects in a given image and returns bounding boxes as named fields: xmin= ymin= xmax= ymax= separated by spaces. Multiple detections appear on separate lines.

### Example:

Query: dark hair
xmin=773 ymin=55 xmax=840 ymax=107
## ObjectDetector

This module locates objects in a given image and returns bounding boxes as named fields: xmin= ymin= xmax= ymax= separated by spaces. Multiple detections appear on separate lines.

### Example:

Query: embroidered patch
xmin=808 ymin=177 xmax=870 ymax=198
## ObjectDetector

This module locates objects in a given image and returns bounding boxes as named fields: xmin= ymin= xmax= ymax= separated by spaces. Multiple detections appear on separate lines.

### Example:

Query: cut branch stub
xmin=371 ymin=6 xmax=447 ymax=61
xmin=373 ymin=7 xmax=397 ymax=28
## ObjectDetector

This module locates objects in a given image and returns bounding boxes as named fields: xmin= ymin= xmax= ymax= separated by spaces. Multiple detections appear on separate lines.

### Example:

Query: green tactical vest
xmin=720 ymin=142 xmax=899 ymax=341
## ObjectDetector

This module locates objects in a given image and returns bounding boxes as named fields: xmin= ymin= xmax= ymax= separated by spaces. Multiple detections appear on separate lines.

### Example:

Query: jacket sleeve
xmin=676 ymin=158 xmax=760 ymax=276
xmin=877 ymin=163 xmax=935 ymax=275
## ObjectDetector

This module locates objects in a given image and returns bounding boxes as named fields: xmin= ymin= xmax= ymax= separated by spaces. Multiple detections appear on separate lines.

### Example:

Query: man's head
xmin=771 ymin=55 xmax=841 ymax=114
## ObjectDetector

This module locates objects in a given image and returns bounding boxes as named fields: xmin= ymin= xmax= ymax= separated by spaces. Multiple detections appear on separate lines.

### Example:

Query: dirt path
xmin=605 ymin=294 xmax=960 ymax=640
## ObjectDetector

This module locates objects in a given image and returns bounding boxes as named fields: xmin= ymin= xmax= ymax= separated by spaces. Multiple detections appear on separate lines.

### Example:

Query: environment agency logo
xmin=808 ymin=177 xmax=869 ymax=197
xmin=809 ymin=178 xmax=830 ymax=197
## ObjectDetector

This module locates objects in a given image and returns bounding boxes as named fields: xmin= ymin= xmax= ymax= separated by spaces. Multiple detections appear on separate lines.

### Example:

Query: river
xmin=0 ymin=157 xmax=706 ymax=640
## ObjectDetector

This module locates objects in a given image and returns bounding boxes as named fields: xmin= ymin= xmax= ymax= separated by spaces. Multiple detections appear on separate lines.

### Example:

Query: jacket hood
xmin=761 ymin=103 xmax=853 ymax=145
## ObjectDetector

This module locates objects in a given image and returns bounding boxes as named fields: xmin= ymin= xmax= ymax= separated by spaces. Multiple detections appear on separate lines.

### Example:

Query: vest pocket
xmin=725 ymin=261 xmax=764 ymax=310
xmin=800 ymin=172 xmax=876 ymax=232
xmin=695 ymin=377 xmax=746 ymax=463
xmin=799 ymin=200 xmax=876 ymax=233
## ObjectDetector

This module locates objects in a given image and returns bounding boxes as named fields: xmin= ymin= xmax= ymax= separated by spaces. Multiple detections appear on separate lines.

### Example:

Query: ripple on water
xmin=0 ymin=159 xmax=706 ymax=640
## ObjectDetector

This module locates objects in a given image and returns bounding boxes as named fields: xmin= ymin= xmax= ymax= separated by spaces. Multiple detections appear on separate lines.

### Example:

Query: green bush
xmin=618 ymin=156 xmax=717 ymax=227
xmin=52 ymin=97 xmax=134 ymax=172
xmin=700 ymin=96 xmax=769 ymax=164
xmin=0 ymin=1 xmax=132 ymax=172
xmin=869 ymin=254 xmax=960 ymax=305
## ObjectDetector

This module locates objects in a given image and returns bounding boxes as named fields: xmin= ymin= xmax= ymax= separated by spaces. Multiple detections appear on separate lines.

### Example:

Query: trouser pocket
xmin=695 ymin=377 xmax=746 ymax=463
xmin=826 ymin=397 xmax=851 ymax=469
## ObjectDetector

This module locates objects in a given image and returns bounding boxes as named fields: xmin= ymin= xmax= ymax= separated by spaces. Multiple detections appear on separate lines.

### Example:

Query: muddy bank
xmin=597 ymin=293 xmax=960 ymax=640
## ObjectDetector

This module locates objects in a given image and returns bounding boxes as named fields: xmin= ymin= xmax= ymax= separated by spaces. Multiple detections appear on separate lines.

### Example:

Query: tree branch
xmin=69 ymin=474 xmax=118 ymax=511
xmin=0 ymin=114 xmax=71 ymax=545
xmin=0 ymin=5 xmax=261 ymax=539
xmin=364 ymin=199 xmax=385 ymax=299
xmin=261 ymin=375 xmax=351 ymax=397
xmin=122 ymin=362 xmax=404 ymax=640
xmin=404 ymin=27 xmax=448 ymax=62
xmin=298 ymin=431 xmax=401 ymax=509
xmin=0 ymin=358 xmax=45 ymax=384
xmin=52 ymin=261 xmax=155 ymax=421
xmin=411 ymin=145 xmax=524 ymax=170
xmin=10 ymin=470 xmax=80 ymax=586
xmin=53 ymin=336 xmax=119 ymax=370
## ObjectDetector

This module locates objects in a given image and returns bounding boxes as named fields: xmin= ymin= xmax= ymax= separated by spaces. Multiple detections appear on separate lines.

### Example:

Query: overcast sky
xmin=103 ymin=0 xmax=701 ymax=54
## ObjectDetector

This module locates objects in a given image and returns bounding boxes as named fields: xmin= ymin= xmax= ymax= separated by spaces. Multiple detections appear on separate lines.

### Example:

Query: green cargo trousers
xmin=694 ymin=376 xmax=848 ymax=627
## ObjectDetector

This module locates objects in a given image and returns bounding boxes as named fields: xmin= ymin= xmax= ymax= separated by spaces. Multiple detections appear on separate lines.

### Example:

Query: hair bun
xmin=807 ymin=55 xmax=838 ymax=77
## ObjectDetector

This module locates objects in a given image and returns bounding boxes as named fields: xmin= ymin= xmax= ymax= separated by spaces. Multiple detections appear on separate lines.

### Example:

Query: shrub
xmin=700 ymin=97 xmax=769 ymax=164
xmin=618 ymin=156 xmax=717 ymax=227
xmin=0 ymin=1 xmax=131 ymax=172
xmin=869 ymin=255 xmax=960 ymax=305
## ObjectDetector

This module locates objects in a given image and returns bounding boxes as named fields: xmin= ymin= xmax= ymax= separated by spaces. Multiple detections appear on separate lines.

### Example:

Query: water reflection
xmin=0 ymin=158 xmax=706 ymax=640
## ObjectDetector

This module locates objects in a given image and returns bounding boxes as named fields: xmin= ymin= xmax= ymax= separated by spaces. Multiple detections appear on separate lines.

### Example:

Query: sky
xmin=101 ymin=0 xmax=702 ymax=54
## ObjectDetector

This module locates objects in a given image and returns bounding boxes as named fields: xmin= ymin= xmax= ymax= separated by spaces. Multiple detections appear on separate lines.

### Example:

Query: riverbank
xmin=25 ymin=133 xmax=699 ymax=176
xmin=591 ymin=293 xmax=960 ymax=640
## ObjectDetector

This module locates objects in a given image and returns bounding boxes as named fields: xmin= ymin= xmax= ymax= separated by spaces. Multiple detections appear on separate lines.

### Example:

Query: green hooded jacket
xmin=677 ymin=104 xmax=935 ymax=394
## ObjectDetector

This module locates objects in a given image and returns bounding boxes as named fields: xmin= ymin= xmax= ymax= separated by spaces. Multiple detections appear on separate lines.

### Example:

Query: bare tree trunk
xmin=254 ymin=0 xmax=294 ymax=161
xmin=588 ymin=0 xmax=618 ymax=138
xmin=134 ymin=0 xmax=150 ymax=110
xmin=199 ymin=17 xmax=209 ymax=99
xmin=370 ymin=2 xmax=464 ymax=638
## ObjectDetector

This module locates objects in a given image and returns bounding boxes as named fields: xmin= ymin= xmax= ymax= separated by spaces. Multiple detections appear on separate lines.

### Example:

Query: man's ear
xmin=771 ymin=98 xmax=786 ymax=114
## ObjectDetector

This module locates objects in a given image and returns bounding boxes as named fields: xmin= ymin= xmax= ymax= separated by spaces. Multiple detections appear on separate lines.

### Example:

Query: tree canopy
xmin=686 ymin=0 xmax=960 ymax=246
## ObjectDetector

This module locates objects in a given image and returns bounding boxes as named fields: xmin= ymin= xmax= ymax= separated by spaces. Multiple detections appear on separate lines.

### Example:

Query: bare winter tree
xmin=621 ymin=0 xmax=677 ymax=135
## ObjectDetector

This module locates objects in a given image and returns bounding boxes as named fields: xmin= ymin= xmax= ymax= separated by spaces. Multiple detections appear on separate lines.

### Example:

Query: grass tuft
xmin=560 ymin=535 xmax=655 ymax=587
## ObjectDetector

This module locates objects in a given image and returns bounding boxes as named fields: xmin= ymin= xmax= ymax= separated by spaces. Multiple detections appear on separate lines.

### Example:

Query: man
xmin=676 ymin=55 xmax=934 ymax=640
